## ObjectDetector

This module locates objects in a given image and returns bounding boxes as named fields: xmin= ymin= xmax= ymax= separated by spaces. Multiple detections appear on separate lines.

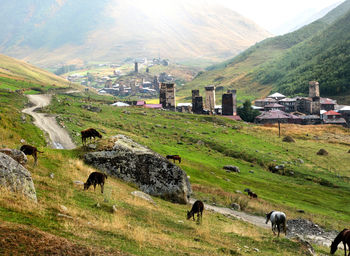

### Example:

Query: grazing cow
xmin=166 ymin=155 xmax=181 ymax=163
xmin=248 ymin=191 xmax=258 ymax=199
xmin=84 ymin=172 xmax=108 ymax=193
xmin=20 ymin=145 xmax=43 ymax=166
xmin=81 ymin=128 xmax=102 ymax=146
xmin=187 ymin=200 xmax=204 ymax=222
xmin=330 ymin=228 xmax=350 ymax=256
xmin=265 ymin=211 xmax=287 ymax=236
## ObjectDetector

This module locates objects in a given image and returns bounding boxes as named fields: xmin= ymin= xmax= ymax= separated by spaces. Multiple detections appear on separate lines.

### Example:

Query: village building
xmin=144 ymin=104 xmax=162 ymax=109
xmin=264 ymin=103 xmax=285 ymax=112
xmin=267 ymin=92 xmax=286 ymax=100
xmin=254 ymin=98 xmax=277 ymax=107
xmin=320 ymin=98 xmax=336 ymax=111
xmin=322 ymin=110 xmax=347 ymax=127
xmin=338 ymin=106 xmax=350 ymax=125
xmin=255 ymin=110 xmax=301 ymax=124
xmin=176 ymin=103 xmax=192 ymax=113
xmin=300 ymin=115 xmax=322 ymax=125
xmin=278 ymin=98 xmax=297 ymax=112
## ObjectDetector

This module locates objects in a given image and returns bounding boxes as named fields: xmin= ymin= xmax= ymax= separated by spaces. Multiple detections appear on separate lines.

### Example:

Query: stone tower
xmin=192 ymin=90 xmax=203 ymax=114
xmin=222 ymin=90 xmax=237 ymax=116
xmin=309 ymin=81 xmax=320 ymax=98
xmin=309 ymin=81 xmax=320 ymax=115
xmin=205 ymin=85 xmax=216 ymax=113
xmin=159 ymin=83 xmax=176 ymax=110
xmin=153 ymin=76 xmax=159 ymax=92
xmin=192 ymin=90 xmax=199 ymax=107
xmin=134 ymin=62 xmax=138 ymax=73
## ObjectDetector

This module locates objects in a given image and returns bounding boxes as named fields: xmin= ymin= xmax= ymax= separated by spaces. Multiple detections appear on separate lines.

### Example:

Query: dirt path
xmin=22 ymin=94 xmax=76 ymax=150
xmin=190 ymin=199 xmax=338 ymax=249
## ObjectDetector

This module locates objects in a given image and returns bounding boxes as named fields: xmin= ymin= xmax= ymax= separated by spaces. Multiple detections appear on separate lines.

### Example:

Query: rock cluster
xmin=84 ymin=135 xmax=191 ymax=204
xmin=0 ymin=148 xmax=27 ymax=165
xmin=223 ymin=165 xmax=240 ymax=173
xmin=0 ymin=153 xmax=37 ymax=201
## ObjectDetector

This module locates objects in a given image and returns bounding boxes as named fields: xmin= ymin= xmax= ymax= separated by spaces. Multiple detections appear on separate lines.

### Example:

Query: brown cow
xmin=81 ymin=128 xmax=102 ymax=146
xmin=84 ymin=172 xmax=108 ymax=193
xmin=166 ymin=155 xmax=181 ymax=163
xmin=20 ymin=145 xmax=43 ymax=166
xmin=187 ymin=200 xmax=204 ymax=222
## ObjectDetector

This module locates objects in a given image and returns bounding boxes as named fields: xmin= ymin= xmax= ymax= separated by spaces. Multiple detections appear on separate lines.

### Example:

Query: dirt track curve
xmin=189 ymin=199 xmax=339 ymax=249
xmin=22 ymin=94 xmax=76 ymax=150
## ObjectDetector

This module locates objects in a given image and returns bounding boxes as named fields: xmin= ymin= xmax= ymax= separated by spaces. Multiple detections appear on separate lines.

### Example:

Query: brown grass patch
xmin=0 ymin=222 xmax=127 ymax=256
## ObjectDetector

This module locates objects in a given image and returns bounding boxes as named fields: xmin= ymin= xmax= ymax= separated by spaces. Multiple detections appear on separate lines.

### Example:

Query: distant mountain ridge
xmin=0 ymin=54 xmax=70 ymax=87
xmin=0 ymin=0 xmax=271 ymax=67
xmin=183 ymin=0 xmax=350 ymax=103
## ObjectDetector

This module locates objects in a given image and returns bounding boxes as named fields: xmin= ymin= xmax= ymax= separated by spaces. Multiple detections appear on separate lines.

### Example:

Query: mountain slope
xmin=0 ymin=54 xmax=72 ymax=88
xmin=183 ymin=0 xmax=350 ymax=102
xmin=0 ymin=0 xmax=270 ymax=67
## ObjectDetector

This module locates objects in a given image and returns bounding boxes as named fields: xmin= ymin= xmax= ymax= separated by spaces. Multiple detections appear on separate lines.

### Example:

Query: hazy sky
xmin=218 ymin=0 xmax=344 ymax=33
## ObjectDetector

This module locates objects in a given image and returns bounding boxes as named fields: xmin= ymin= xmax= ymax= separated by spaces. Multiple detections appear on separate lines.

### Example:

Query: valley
xmin=0 ymin=0 xmax=350 ymax=255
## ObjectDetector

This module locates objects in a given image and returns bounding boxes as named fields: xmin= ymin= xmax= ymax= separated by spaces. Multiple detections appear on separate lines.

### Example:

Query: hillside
xmin=183 ymin=0 xmax=350 ymax=103
xmin=0 ymin=0 xmax=270 ymax=67
xmin=1 ymin=86 xmax=350 ymax=255
xmin=0 ymin=54 xmax=73 ymax=90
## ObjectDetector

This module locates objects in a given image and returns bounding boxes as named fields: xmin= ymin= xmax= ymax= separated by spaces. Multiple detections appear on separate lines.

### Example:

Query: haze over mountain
xmin=0 ymin=0 xmax=270 ymax=67
xmin=184 ymin=0 xmax=350 ymax=103
xmin=271 ymin=1 xmax=343 ymax=35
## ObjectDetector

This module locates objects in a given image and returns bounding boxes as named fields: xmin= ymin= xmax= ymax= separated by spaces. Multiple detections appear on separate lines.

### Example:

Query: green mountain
xmin=0 ymin=0 xmax=270 ymax=67
xmin=0 ymin=54 xmax=72 ymax=90
xmin=183 ymin=0 xmax=350 ymax=103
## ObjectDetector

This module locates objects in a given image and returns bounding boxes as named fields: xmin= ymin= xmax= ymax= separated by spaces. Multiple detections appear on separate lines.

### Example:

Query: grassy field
xmin=0 ymin=89 xmax=327 ymax=255
xmin=45 ymin=92 xmax=350 ymax=232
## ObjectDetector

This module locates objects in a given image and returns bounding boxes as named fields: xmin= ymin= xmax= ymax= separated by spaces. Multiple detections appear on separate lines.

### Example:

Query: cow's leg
xmin=343 ymin=242 xmax=347 ymax=256
xmin=272 ymin=223 xmax=276 ymax=235
xmin=93 ymin=184 xmax=96 ymax=191
xmin=277 ymin=224 xmax=280 ymax=237
xmin=101 ymin=183 xmax=104 ymax=193
xmin=33 ymin=153 xmax=37 ymax=167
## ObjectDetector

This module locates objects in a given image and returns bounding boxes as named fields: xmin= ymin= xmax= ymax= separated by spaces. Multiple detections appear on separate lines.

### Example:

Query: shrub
xmin=282 ymin=136 xmax=295 ymax=143
xmin=317 ymin=149 xmax=328 ymax=156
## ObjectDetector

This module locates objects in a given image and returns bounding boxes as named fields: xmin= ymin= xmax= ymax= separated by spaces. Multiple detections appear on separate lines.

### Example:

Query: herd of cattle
xmin=12 ymin=128 xmax=349 ymax=254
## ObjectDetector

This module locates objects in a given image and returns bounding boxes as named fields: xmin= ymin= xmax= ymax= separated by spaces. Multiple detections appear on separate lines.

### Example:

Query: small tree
xmin=237 ymin=100 xmax=260 ymax=122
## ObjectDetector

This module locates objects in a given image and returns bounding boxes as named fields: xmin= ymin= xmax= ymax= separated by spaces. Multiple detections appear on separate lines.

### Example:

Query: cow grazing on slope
xmin=166 ymin=155 xmax=181 ymax=163
xmin=81 ymin=128 xmax=102 ymax=146
xmin=20 ymin=145 xmax=43 ymax=166
xmin=84 ymin=172 xmax=108 ymax=193
xmin=187 ymin=200 xmax=204 ymax=222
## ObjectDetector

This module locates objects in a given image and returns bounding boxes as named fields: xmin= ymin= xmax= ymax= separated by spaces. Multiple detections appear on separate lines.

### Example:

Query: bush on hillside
xmin=283 ymin=136 xmax=295 ymax=143
xmin=237 ymin=100 xmax=260 ymax=123
xmin=317 ymin=149 xmax=328 ymax=156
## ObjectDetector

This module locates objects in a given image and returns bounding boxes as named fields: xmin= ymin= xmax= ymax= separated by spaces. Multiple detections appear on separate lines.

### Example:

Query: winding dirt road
xmin=22 ymin=94 xmax=76 ymax=150
xmin=190 ymin=199 xmax=338 ymax=249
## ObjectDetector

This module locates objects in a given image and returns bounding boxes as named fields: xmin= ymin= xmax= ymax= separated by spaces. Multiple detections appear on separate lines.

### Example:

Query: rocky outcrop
xmin=84 ymin=135 xmax=191 ymax=204
xmin=0 ymin=153 xmax=37 ymax=201
xmin=0 ymin=148 xmax=27 ymax=165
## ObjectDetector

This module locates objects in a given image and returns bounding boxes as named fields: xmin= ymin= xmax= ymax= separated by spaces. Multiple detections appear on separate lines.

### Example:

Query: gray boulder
xmin=231 ymin=203 xmax=241 ymax=211
xmin=0 ymin=148 xmax=27 ymax=165
xmin=0 ymin=153 xmax=37 ymax=201
xmin=131 ymin=191 xmax=156 ymax=205
xmin=223 ymin=165 xmax=240 ymax=173
xmin=84 ymin=135 xmax=191 ymax=204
